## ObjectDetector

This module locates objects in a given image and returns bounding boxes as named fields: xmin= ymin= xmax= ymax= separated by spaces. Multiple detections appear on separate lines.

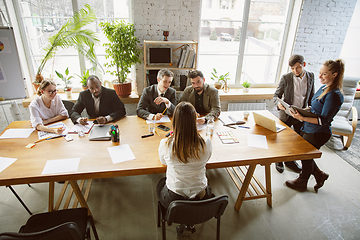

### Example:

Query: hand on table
xmin=78 ymin=117 xmax=89 ymax=126
xmin=96 ymin=116 xmax=107 ymax=125
xmin=153 ymin=113 xmax=164 ymax=121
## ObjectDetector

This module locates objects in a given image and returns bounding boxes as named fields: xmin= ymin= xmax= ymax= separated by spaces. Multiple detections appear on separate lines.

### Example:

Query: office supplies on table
xmin=69 ymin=121 xmax=94 ymax=134
xmin=107 ymin=144 xmax=136 ymax=164
xmin=37 ymin=122 xmax=69 ymax=140
xmin=157 ymin=124 xmax=170 ymax=131
xmin=253 ymin=112 xmax=286 ymax=133
xmin=161 ymin=108 xmax=167 ymax=115
xmin=219 ymin=115 xmax=245 ymax=126
xmin=42 ymin=158 xmax=80 ymax=175
xmin=146 ymin=115 xmax=171 ymax=124
xmin=247 ymin=134 xmax=268 ymax=149
xmin=141 ymin=133 xmax=154 ymax=138
xmin=238 ymin=125 xmax=250 ymax=129
xmin=110 ymin=125 xmax=119 ymax=142
xmin=0 ymin=128 xmax=35 ymax=139
xmin=155 ymin=130 xmax=160 ymax=136
xmin=0 ymin=157 xmax=17 ymax=173
xmin=217 ymin=131 xmax=239 ymax=144
xmin=88 ymin=124 xmax=112 ymax=141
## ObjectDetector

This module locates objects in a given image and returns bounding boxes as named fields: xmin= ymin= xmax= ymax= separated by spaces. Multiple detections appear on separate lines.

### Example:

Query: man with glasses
xmin=71 ymin=75 xmax=126 ymax=125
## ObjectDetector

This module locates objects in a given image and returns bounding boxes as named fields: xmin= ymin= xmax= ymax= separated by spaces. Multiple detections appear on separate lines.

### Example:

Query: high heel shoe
xmin=285 ymin=177 xmax=308 ymax=191
xmin=313 ymin=170 xmax=329 ymax=193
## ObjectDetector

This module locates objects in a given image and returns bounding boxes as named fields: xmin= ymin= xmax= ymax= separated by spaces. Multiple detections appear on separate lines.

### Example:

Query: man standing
xmin=273 ymin=54 xmax=315 ymax=173
xmin=137 ymin=69 xmax=177 ymax=120
xmin=179 ymin=70 xmax=221 ymax=125
xmin=71 ymin=75 xmax=126 ymax=125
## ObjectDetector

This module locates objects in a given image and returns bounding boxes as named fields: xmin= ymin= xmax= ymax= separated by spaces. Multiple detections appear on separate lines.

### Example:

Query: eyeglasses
xmin=47 ymin=89 xmax=58 ymax=95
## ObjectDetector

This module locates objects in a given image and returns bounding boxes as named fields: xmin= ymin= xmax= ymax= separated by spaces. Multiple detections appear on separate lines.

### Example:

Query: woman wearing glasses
xmin=29 ymin=79 xmax=68 ymax=134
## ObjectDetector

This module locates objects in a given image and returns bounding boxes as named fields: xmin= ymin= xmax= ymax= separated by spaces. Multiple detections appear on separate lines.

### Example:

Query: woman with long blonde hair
xmin=286 ymin=59 xmax=345 ymax=192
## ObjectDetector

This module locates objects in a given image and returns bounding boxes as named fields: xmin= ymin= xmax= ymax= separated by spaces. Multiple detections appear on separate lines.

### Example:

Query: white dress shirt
xmin=29 ymin=95 xmax=69 ymax=128
xmin=147 ymin=88 xmax=172 ymax=120
xmin=293 ymin=71 xmax=308 ymax=108
xmin=158 ymin=138 xmax=212 ymax=199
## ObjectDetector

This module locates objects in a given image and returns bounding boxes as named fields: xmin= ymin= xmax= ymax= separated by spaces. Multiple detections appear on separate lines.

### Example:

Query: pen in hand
xmin=161 ymin=108 xmax=167 ymax=115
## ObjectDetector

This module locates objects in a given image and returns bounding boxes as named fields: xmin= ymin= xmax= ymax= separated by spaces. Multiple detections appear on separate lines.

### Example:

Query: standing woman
xmin=29 ymin=79 xmax=68 ymax=134
xmin=286 ymin=59 xmax=345 ymax=192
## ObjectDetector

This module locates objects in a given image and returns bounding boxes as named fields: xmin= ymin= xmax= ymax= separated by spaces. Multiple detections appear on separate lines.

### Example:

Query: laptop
xmin=253 ymin=112 xmax=286 ymax=133
xmin=88 ymin=124 xmax=112 ymax=141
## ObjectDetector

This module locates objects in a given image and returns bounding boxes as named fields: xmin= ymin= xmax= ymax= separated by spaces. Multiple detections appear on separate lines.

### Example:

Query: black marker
xmin=141 ymin=133 xmax=154 ymax=138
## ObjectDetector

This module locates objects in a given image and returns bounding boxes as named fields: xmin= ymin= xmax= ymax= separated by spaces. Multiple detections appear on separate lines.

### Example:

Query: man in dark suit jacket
xmin=71 ymin=75 xmax=126 ymax=125
xmin=137 ymin=69 xmax=176 ymax=120
xmin=273 ymin=54 xmax=315 ymax=173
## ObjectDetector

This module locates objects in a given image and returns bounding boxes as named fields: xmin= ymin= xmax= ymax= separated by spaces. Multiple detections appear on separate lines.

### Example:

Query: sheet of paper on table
xmin=107 ymin=144 xmax=136 ymax=164
xmin=37 ymin=122 xmax=70 ymax=140
xmin=0 ymin=128 xmax=34 ymax=139
xmin=146 ymin=115 xmax=171 ymax=124
xmin=68 ymin=121 xmax=94 ymax=134
xmin=197 ymin=123 xmax=207 ymax=131
xmin=42 ymin=158 xmax=80 ymax=175
xmin=247 ymin=134 xmax=268 ymax=149
xmin=0 ymin=157 xmax=17 ymax=173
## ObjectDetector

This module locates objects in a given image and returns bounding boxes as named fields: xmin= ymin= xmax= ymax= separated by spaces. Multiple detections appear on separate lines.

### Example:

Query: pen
xmin=34 ymin=136 xmax=53 ymax=143
xmin=155 ymin=130 xmax=160 ymax=136
xmin=141 ymin=133 xmax=154 ymax=138
xmin=161 ymin=108 xmax=167 ymax=115
xmin=49 ymin=127 xmax=63 ymax=130
xmin=238 ymin=125 xmax=250 ymax=129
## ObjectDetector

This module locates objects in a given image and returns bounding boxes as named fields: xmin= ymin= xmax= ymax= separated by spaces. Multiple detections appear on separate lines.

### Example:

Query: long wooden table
xmin=0 ymin=111 xmax=322 ymax=213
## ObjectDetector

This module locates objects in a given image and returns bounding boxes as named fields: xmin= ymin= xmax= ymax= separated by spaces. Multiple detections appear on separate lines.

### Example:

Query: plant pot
xmin=113 ymin=82 xmax=131 ymax=97
xmin=214 ymin=83 xmax=222 ymax=89
xmin=82 ymin=86 xmax=89 ymax=90
xmin=243 ymin=87 xmax=249 ymax=93
xmin=33 ymin=82 xmax=40 ymax=92
xmin=65 ymin=87 xmax=72 ymax=98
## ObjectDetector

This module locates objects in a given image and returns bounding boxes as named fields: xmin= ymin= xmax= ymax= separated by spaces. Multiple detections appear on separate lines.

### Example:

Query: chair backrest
xmin=62 ymin=100 xmax=75 ymax=117
xmin=165 ymin=195 xmax=229 ymax=226
xmin=337 ymin=76 xmax=359 ymax=118
xmin=228 ymin=102 xmax=266 ymax=111
xmin=0 ymin=222 xmax=83 ymax=240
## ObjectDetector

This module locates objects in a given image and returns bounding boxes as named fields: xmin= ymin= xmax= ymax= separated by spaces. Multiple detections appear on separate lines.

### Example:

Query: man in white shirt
xmin=273 ymin=54 xmax=315 ymax=173
xmin=137 ymin=69 xmax=177 ymax=120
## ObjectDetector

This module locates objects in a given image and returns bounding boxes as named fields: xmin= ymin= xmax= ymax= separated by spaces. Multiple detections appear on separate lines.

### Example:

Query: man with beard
xmin=273 ymin=54 xmax=315 ymax=173
xmin=179 ymin=70 xmax=220 ymax=125
xmin=71 ymin=75 xmax=126 ymax=125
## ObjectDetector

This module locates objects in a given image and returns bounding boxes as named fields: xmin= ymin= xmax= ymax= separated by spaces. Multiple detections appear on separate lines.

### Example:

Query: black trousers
xmin=156 ymin=177 xmax=212 ymax=209
xmin=300 ymin=132 xmax=331 ymax=179
xmin=284 ymin=117 xmax=303 ymax=135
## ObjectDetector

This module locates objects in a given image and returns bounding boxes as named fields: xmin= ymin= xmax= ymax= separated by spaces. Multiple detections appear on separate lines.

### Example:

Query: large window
xmin=199 ymin=0 xmax=293 ymax=87
xmin=17 ymin=0 xmax=129 ymax=89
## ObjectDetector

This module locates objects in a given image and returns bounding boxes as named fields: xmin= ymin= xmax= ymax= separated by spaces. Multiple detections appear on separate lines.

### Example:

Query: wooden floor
xmin=1 ymin=145 xmax=360 ymax=239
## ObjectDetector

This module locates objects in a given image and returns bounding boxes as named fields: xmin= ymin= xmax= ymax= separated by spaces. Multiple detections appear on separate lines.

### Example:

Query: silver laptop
xmin=253 ymin=112 xmax=286 ymax=133
xmin=88 ymin=125 xmax=112 ymax=141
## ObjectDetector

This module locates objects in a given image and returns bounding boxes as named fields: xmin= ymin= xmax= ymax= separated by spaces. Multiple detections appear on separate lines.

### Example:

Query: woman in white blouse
xmin=29 ymin=79 xmax=68 ymax=134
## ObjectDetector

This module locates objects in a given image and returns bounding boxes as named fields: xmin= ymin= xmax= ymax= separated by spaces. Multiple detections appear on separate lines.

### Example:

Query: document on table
xmin=107 ymin=144 xmax=136 ymax=164
xmin=146 ymin=115 xmax=171 ymax=124
xmin=69 ymin=121 xmax=94 ymax=134
xmin=42 ymin=158 xmax=80 ymax=175
xmin=0 ymin=128 xmax=34 ymax=139
xmin=37 ymin=122 xmax=70 ymax=140
xmin=247 ymin=134 xmax=268 ymax=149
xmin=0 ymin=157 xmax=17 ymax=173
xmin=197 ymin=123 xmax=207 ymax=131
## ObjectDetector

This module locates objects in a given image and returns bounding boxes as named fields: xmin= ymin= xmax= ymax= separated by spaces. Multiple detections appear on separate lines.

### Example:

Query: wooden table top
xmin=0 ymin=111 xmax=321 ymax=186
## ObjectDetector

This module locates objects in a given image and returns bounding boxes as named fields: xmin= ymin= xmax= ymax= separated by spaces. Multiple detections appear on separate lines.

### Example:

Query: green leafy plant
xmin=211 ymin=68 xmax=230 ymax=84
xmin=242 ymin=80 xmax=251 ymax=88
xmin=35 ymin=4 xmax=101 ymax=84
xmin=99 ymin=20 xmax=141 ymax=83
xmin=55 ymin=67 xmax=73 ymax=91
xmin=76 ymin=69 xmax=91 ymax=87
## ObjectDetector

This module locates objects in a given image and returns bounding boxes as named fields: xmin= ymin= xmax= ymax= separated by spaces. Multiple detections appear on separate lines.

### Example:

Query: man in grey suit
xmin=273 ymin=54 xmax=315 ymax=173
xmin=179 ymin=70 xmax=221 ymax=125
xmin=137 ymin=69 xmax=176 ymax=120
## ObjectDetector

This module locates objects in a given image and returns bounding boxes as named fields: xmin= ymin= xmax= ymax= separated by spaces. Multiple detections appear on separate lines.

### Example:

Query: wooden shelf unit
xmin=143 ymin=40 xmax=198 ymax=88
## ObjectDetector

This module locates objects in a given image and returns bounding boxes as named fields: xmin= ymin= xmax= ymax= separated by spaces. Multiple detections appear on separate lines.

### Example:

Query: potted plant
xmin=99 ymin=20 xmax=141 ymax=97
xmin=242 ymin=80 xmax=251 ymax=93
xmin=55 ymin=67 xmax=73 ymax=98
xmin=34 ymin=4 xmax=101 ymax=89
xmin=211 ymin=68 xmax=230 ymax=91
xmin=76 ymin=69 xmax=91 ymax=90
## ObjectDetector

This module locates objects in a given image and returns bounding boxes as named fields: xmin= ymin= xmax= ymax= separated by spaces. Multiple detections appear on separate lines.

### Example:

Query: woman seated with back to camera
xmin=29 ymin=79 xmax=68 ymax=134
xmin=285 ymin=59 xmax=345 ymax=192
xmin=157 ymin=102 xmax=213 ymax=236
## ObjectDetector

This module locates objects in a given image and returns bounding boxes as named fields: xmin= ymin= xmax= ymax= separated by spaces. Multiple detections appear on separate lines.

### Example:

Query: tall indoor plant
xmin=34 ymin=4 xmax=101 ymax=87
xmin=99 ymin=20 xmax=141 ymax=97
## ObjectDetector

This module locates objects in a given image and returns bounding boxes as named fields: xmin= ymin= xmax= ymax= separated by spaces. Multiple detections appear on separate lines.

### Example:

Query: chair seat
xmin=331 ymin=116 xmax=353 ymax=135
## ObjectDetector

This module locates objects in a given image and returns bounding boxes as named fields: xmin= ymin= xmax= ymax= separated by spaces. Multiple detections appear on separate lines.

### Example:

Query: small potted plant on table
xmin=211 ymin=68 xmax=230 ymax=92
xmin=56 ymin=67 xmax=73 ymax=98
xmin=242 ymin=80 xmax=251 ymax=93
xmin=99 ymin=20 xmax=141 ymax=97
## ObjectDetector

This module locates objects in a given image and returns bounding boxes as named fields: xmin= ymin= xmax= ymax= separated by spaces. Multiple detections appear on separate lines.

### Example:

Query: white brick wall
xmin=132 ymin=0 xmax=201 ymax=94
xmin=294 ymin=0 xmax=357 ymax=89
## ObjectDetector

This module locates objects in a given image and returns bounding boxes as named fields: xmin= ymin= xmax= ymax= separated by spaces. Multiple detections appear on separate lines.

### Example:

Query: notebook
xmin=277 ymin=98 xmax=318 ymax=118
xmin=88 ymin=125 xmax=112 ymax=141
xmin=253 ymin=112 xmax=286 ymax=133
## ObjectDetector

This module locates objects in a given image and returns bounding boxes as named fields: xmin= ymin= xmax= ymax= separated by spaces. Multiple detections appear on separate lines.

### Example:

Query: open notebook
xmin=253 ymin=112 xmax=286 ymax=133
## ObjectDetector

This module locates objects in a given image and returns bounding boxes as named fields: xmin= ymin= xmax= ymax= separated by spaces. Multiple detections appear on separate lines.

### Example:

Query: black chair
xmin=157 ymin=195 xmax=229 ymax=240
xmin=0 ymin=208 xmax=99 ymax=240
xmin=62 ymin=100 xmax=75 ymax=117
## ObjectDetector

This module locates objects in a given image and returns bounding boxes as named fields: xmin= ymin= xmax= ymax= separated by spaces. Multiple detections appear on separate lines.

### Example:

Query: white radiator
xmin=227 ymin=102 xmax=266 ymax=111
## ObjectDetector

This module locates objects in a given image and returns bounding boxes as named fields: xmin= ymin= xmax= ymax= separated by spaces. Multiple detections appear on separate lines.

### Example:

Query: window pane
xmin=241 ymin=55 xmax=280 ymax=84
xmin=198 ymin=55 xmax=238 ymax=85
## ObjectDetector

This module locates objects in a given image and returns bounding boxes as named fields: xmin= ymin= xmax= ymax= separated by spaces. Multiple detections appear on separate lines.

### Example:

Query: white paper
xmin=197 ymin=124 xmax=207 ymax=131
xmin=69 ymin=121 xmax=94 ymax=134
xmin=0 ymin=37 xmax=11 ymax=54
xmin=37 ymin=122 xmax=70 ymax=140
xmin=0 ymin=128 xmax=34 ymax=139
xmin=107 ymin=144 xmax=136 ymax=164
xmin=0 ymin=157 xmax=17 ymax=173
xmin=42 ymin=158 xmax=80 ymax=175
xmin=146 ymin=115 xmax=171 ymax=124
xmin=247 ymin=134 xmax=268 ymax=149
